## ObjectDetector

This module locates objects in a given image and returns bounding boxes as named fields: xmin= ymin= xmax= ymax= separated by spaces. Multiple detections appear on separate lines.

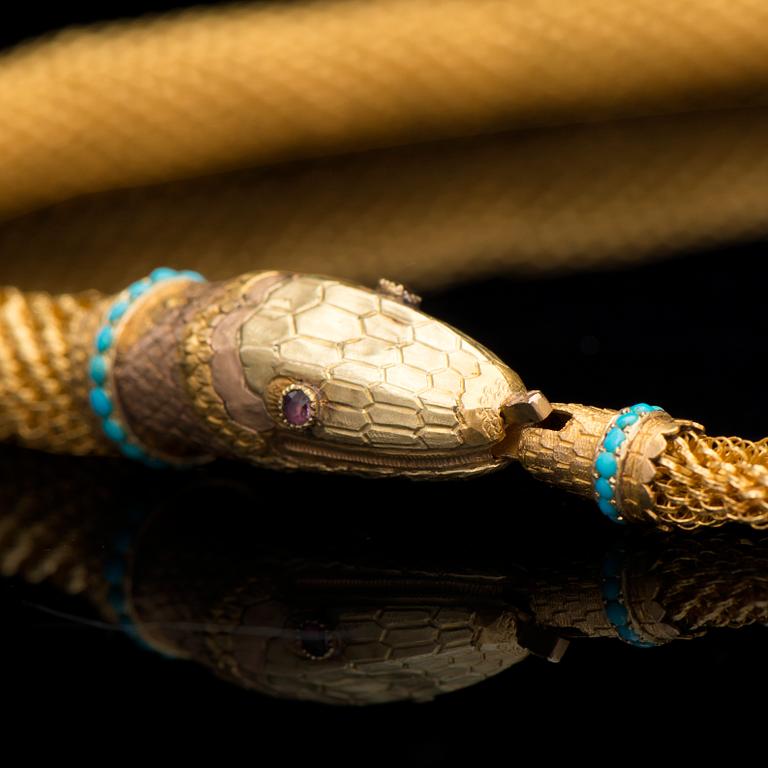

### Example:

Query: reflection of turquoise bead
xmin=596 ymin=478 xmax=614 ymax=499
xmin=603 ymin=427 xmax=627 ymax=452
xmin=602 ymin=579 xmax=620 ymax=601
xmin=113 ymin=531 xmax=133 ymax=554
xmin=89 ymin=387 xmax=113 ymax=417
xmin=89 ymin=355 xmax=108 ymax=385
xmin=150 ymin=267 xmax=177 ymax=282
xmin=104 ymin=558 xmax=125 ymax=585
xmin=605 ymin=601 xmax=629 ymax=626
xmin=601 ymin=555 xmax=622 ymax=578
xmin=619 ymin=625 xmax=654 ymax=646
xmin=143 ymin=457 xmax=169 ymax=470
xmin=596 ymin=451 xmax=618 ymax=477
xmin=616 ymin=412 xmax=638 ymax=429
xmin=107 ymin=586 xmax=124 ymax=613
xmin=108 ymin=300 xmax=130 ymax=324
xmin=96 ymin=326 xmax=113 ymax=353
xmin=618 ymin=625 xmax=640 ymax=642
xmin=598 ymin=498 xmax=617 ymax=518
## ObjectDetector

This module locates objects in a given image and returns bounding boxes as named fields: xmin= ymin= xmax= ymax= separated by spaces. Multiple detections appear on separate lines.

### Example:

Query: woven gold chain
xmin=653 ymin=428 xmax=768 ymax=529
xmin=0 ymin=288 xmax=110 ymax=455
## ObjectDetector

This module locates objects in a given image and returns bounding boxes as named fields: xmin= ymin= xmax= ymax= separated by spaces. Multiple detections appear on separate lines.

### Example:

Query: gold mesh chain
xmin=651 ymin=427 xmax=768 ymax=529
xmin=656 ymin=538 xmax=768 ymax=631
xmin=0 ymin=287 xmax=111 ymax=455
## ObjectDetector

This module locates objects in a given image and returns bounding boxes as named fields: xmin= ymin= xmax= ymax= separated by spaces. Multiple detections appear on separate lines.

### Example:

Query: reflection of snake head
xmin=117 ymin=271 xmax=549 ymax=475
xmin=214 ymin=588 xmax=529 ymax=705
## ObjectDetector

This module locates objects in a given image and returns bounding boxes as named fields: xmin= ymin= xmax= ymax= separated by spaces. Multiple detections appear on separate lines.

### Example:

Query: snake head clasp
xmin=109 ymin=270 xmax=551 ymax=476
xmin=185 ymin=271 xmax=552 ymax=477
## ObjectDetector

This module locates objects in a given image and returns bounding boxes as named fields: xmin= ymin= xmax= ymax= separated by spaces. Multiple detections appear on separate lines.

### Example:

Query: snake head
xmin=189 ymin=272 xmax=549 ymax=477
xmin=114 ymin=271 xmax=548 ymax=475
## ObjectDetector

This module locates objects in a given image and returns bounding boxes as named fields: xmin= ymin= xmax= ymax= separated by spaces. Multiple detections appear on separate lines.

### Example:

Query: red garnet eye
xmin=281 ymin=386 xmax=316 ymax=428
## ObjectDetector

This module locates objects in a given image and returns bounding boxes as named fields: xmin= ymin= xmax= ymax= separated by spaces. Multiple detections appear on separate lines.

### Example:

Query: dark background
xmin=2 ymin=4 xmax=766 ymax=762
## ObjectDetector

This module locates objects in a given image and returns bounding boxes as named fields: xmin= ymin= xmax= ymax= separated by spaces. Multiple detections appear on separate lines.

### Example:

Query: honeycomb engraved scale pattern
xmin=239 ymin=274 xmax=526 ymax=455
xmin=243 ymin=603 xmax=527 ymax=705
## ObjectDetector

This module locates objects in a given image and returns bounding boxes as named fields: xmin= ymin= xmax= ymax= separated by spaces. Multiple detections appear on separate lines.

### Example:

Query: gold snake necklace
xmin=2 ymin=1 xmax=768 ymax=533
xmin=0 ymin=266 xmax=765 ymax=532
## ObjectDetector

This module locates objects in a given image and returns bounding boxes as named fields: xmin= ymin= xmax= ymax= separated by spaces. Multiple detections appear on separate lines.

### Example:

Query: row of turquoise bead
xmin=594 ymin=403 xmax=664 ymax=524
xmin=601 ymin=551 xmax=656 ymax=648
xmin=87 ymin=268 xmax=206 ymax=466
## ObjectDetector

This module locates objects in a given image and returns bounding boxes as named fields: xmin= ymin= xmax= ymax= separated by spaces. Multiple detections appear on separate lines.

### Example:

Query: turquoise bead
xmin=89 ymin=355 xmax=108 ymax=385
xmin=631 ymin=403 xmax=652 ymax=415
xmin=150 ymin=267 xmax=178 ymax=282
xmin=95 ymin=326 xmax=113 ymax=353
xmin=107 ymin=300 xmax=130 ymax=324
xmin=120 ymin=443 xmax=146 ymax=461
xmin=603 ymin=427 xmax=626 ymax=452
xmin=601 ymin=579 xmax=621 ymax=601
xmin=179 ymin=270 xmax=206 ymax=283
xmin=128 ymin=280 xmax=150 ymax=300
xmin=89 ymin=387 xmax=113 ymax=418
xmin=605 ymin=601 xmax=629 ymax=626
xmin=598 ymin=498 xmax=618 ymax=518
xmin=595 ymin=451 xmax=618 ymax=477
xmin=615 ymin=412 xmax=638 ymax=429
xmin=595 ymin=477 xmax=614 ymax=499
xmin=102 ymin=419 xmax=126 ymax=443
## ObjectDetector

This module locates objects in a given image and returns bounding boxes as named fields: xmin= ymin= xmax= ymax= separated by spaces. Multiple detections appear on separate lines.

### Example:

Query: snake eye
xmin=281 ymin=384 xmax=317 ymax=428
xmin=266 ymin=377 xmax=320 ymax=429
xmin=296 ymin=620 xmax=338 ymax=661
